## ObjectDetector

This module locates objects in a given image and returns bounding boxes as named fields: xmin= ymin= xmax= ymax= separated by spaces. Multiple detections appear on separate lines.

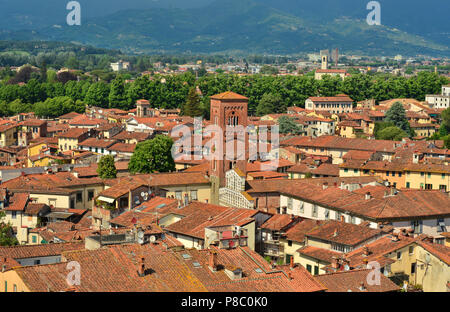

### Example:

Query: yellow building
xmin=404 ymin=163 xmax=450 ymax=191
xmin=58 ymin=128 xmax=90 ymax=152
xmin=0 ymin=124 xmax=17 ymax=147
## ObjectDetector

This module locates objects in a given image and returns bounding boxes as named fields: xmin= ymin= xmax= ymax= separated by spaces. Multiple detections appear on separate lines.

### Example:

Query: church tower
xmin=136 ymin=99 xmax=151 ymax=117
xmin=209 ymin=91 xmax=248 ymax=204
xmin=321 ymin=55 xmax=328 ymax=70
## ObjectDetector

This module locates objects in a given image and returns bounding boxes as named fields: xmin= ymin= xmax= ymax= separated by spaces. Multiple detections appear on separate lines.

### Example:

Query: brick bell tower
xmin=209 ymin=91 xmax=248 ymax=204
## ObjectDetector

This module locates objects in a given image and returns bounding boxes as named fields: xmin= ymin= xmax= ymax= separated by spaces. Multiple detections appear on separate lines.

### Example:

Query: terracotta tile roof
xmin=14 ymin=244 xmax=325 ymax=292
xmin=287 ymin=163 xmax=339 ymax=176
xmin=281 ymin=135 xmax=398 ymax=153
xmin=58 ymin=128 xmax=89 ymax=139
xmin=4 ymin=193 xmax=29 ymax=211
xmin=280 ymin=182 xmax=450 ymax=221
xmin=107 ymin=142 xmax=136 ymax=153
xmin=0 ymin=172 xmax=103 ymax=195
xmin=298 ymin=246 xmax=341 ymax=263
xmin=315 ymin=269 xmax=400 ymax=292
xmin=110 ymin=210 xmax=158 ymax=228
xmin=210 ymin=91 xmax=248 ymax=100
xmin=58 ymin=112 xmax=81 ymax=120
xmin=416 ymin=241 xmax=450 ymax=265
xmin=79 ymin=138 xmax=117 ymax=148
xmin=260 ymin=214 xmax=299 ymax=231
xmin=0 ymin=242 xmax=84 ymax=260
xmin=305 ymin=220 xmax=384 ymax=247
xmin=166 ymin=202 xmax=258 ymax=239
xmin=315 ymin=69 xmax=347 ymax=74
xmin=343 ymin=235 xmax=419 ymax=269
xmin=285 ymin=219 xmax=324 ymax=243
xmin=342 ymin=150 xmax=375 ymax=160
xmin=112 ymin=131 xmax=151 ymax=142
xmin=19 ymin=119 xmax=46 ymax=127
xmin=309 ymin=94 xmax=353 ymax=102
xmin=69 ymin=115 xmax=108 ymax=126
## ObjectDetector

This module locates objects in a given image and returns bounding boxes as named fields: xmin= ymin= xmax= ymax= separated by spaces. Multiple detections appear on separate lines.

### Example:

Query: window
xmin=420 ymin=172 xmax=424 ymax=177
xmin=427 ymin=173 xmax=431 ymax=178
xmin=437 ymin=219 xmax=446 ymax=233
xmin=406 ymin=182 xmax=410 ymax=188
xmin=425 ymin=184 xmax=432 ymax=190
xmin=386 ymin=171 xmax=389 ymax=176
xmin=34 ymin=260 xmax=40 ymax=265
xmin=190 ymin=190 xmax=198 ymax=201
xmin=11 ymin=211 xmax=17 ymax=219
xmin=13 ymin=284 xmax=17 ymax=292
xmin=409 ymin=246 xmax=414 ymax=255
xmin=312 ymin=205 xmax=318 ymax=218
xmin=288 ymin=240 xmax=292 ymax=247
xmin=324 ymin=209 xmax=329 ymax=220
xmin=4 ymin=281 xmax=7 ymax=292
xmin=344 ymin=168 xmax=348 ymax=173
xmin=314 ymin=266 xmax=319 ymax=275
xmin=32 ymin=236 xmax=37 ymax=244
xmin=175 ymin=191 xmax=182 ymax=200
xmin=398 ymin=172 xmax=402 ymax=177
xmin=353 ymin=169 xmax=358 ymax=173
xmin=306 ymin=264 xmax=312 ymax=273
xmin=70 ymin=199 xmax=75 ymax=209
xmin=397 ymin=252 xmax=402 ymax=260
xmin=287 ymin=198 xmax=293 ymax=210
xmin=88 ymin=190 xmax=95 ymax=201
xmin=76 ymin=192 xmax=83 ymax=203
xmin=439 ymin=185 xmax=447 ymax=192
xmin=442 ymin=173 xmax=446 ymax=179
xmin=411 ymin=263 xmax=416 ymax=274
xmin=412 ymin=221 xmax=423 ymax=234
xmin=392 ymin=172 xmax=396 ymax=177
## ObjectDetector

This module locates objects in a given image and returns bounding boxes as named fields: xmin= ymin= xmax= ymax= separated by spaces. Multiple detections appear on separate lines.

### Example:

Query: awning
xmin=97 ymin=196 xmax=115 ymax=203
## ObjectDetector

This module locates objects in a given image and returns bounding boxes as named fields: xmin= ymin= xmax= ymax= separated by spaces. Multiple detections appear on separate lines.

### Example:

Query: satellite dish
xmin=138 ymin=230 xmax=145 ymax=239
xmin=141 ymin=192 xmax=145 ymax=197
xmin=137 ymin=237 xmax=144 ymax=245
xmin=150 ymin=235 xmax=156 ymax=243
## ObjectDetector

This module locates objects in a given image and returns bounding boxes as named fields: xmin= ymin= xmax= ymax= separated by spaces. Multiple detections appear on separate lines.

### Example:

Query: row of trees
xmin=0 ymin=70 xmax=447 ymax=117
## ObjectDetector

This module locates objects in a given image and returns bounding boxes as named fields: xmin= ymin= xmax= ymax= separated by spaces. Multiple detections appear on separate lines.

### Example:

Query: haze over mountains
xmin=0 ymin=0 xmax=448 ymax=56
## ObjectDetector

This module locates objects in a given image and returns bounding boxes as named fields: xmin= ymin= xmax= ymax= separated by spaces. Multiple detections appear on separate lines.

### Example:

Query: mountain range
xmin=0 ymin=0 xmax=448 ymax=56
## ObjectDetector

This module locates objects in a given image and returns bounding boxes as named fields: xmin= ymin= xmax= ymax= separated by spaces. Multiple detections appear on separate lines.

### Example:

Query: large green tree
xmin=182 ymin=87 xmax=203 ymax=117
xmin=256 ymin=93 xmax=283 ymax=116
xmin=278 ymin=116 xmax=303 ymax=135
xmin=0 ymin=211 xmax=18 ymax=246
xmin=377 ymin=126 xmax=408 ymax=141
xmin=97 ymin=155 xmax=117 ymax=179
xmin=85 ymin=82 xmax=110 ymax=107
xmin=385 ymin=102 xmax=414 ymax=137
xmin=109 ymin=76 xmax=128 ymax=110
xmin=128 ymin=135 xmax=176 ymax=174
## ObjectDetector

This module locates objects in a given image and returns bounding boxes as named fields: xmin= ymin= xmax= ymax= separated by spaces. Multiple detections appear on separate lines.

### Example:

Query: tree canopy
xmin=97 ymin=155 xmax=117 ymax=179
xmin=278 ymin=115 xmax=303 ymax=135
xmin=128 ymin=135 xmax=176 ymax=174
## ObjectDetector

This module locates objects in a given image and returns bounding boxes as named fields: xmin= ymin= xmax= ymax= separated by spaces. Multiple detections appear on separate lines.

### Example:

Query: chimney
xmin=363 ymin=246 xmax=370 ymax=257
xmin=288 ymin=271 xmax=293 ymax=280
xmin=390 ymin=186 xmax=396 ymax=196
xmin=290 ymin=256 xmax=295 ymax=269
xmin=365 ymin=192 xmax=371 ymax=200
xmin=391 ymin=233 xmax=399 ymax=242
xmin=359 ymin=282 xmax=366 ymax=291
xmin=340 ymin=215 xmax=345 ymax=223
xmin=331 ymin=257 xmax=340 ymax=270
xmin=322 ymin=182 xmax=328 ymax=190
xmin=137 ymin=256 xmax=146 ymax=277
xmin=333 ymin=228 xmax=338 ymax=237
xmin=209 ymin=250 xmax=218 ymax=272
